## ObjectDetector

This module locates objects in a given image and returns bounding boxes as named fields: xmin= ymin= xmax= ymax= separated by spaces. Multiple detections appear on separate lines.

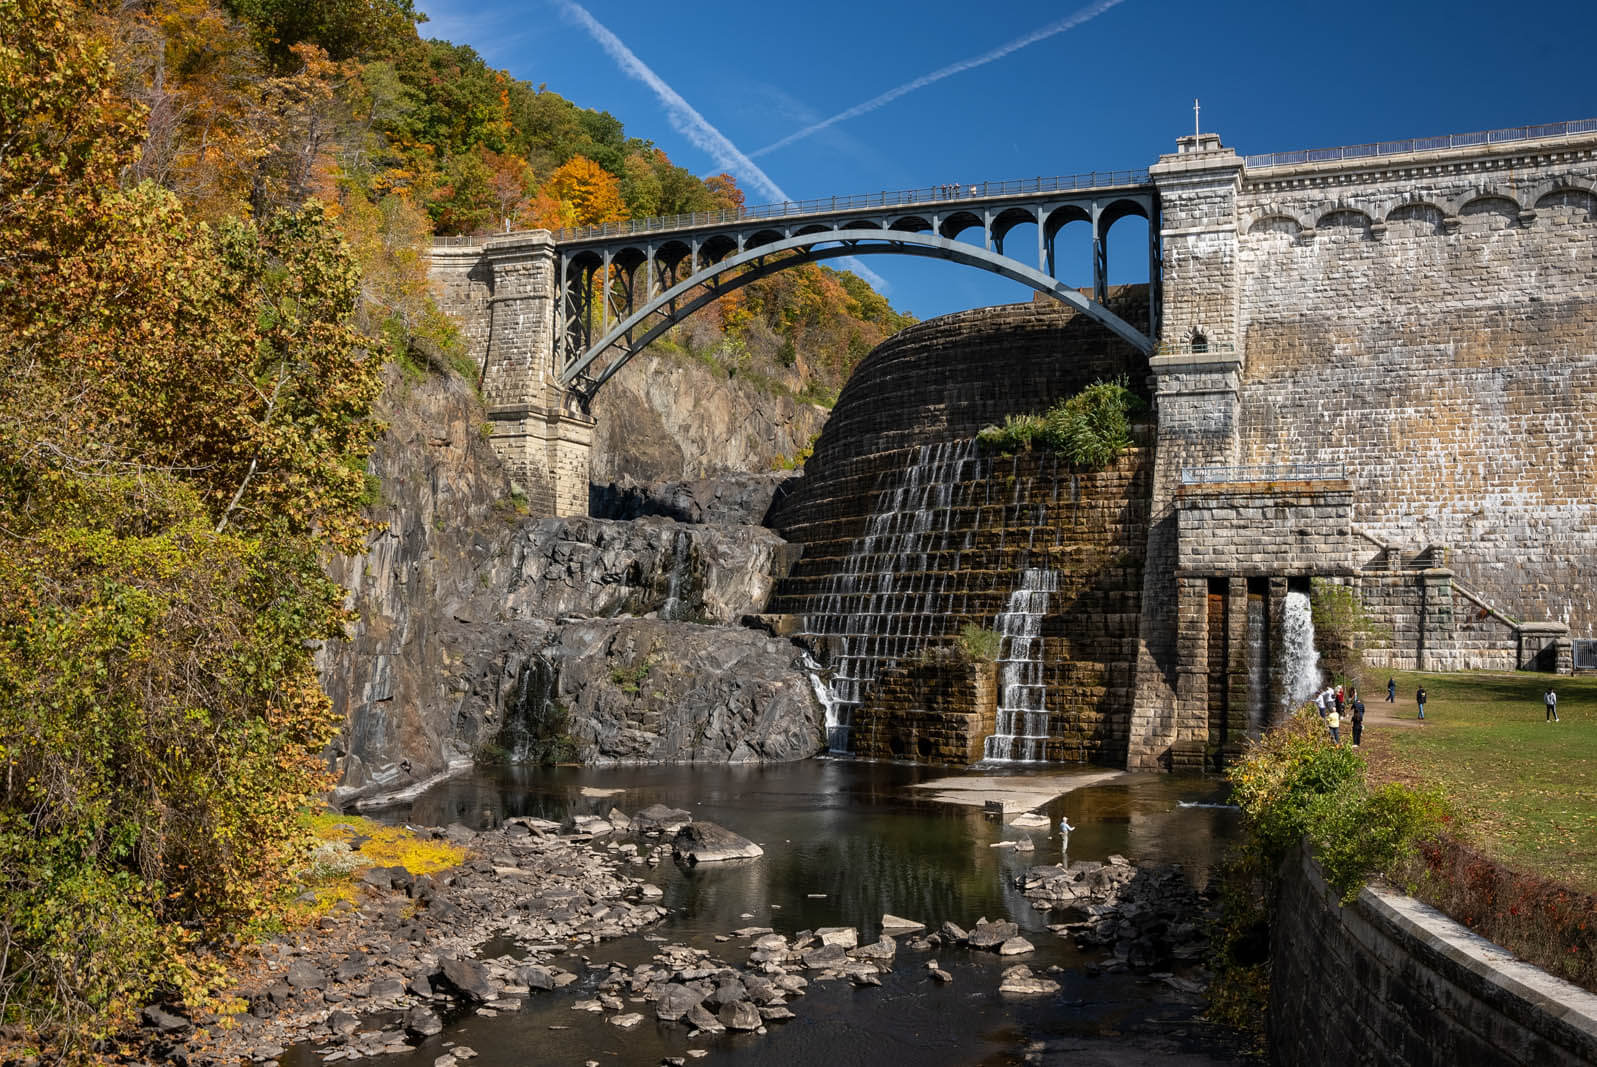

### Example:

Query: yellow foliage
xmin=544 ymin=154 xmax=626 ymax=227
xmin=301 ymin=812 xmax=468 ymax=876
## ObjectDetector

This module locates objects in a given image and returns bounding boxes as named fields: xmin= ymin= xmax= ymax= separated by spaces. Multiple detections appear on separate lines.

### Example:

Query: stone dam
xmin=423 ymin=121 xmax=1597 ymax=775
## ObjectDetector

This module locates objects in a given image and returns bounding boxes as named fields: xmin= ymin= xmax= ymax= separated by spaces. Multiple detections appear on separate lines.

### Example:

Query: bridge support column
xmin=456 ymin=233 xmax=594 ymax=517
xmin=1127 ymin=132 xmax=1247 ymax=770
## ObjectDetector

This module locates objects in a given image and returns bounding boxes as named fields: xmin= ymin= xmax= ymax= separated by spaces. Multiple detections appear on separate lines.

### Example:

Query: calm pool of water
xmin=293 ymin=759 xmax=1248 ymax=1066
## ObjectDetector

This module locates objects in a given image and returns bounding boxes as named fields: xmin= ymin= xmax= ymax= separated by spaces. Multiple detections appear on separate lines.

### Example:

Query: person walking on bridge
xmin=1546 ymin=687 xmax=1560 ymax=722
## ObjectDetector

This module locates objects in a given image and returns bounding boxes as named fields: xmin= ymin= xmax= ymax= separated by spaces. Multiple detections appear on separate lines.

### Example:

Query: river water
xmin=312 ymin=759 xmax=1247 ymax=1066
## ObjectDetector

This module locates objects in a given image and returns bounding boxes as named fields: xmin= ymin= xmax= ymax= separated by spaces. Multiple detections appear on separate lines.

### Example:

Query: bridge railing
xmin=540 ymin=168 xmax=1150 ymax=244
xmin=1244 ymin=117 xmax=1597 ymax=170
xmin=1181 ymin=462 xmax=1348 ymax=485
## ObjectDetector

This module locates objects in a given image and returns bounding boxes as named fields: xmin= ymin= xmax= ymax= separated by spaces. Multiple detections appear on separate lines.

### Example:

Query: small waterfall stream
xmin=804 ymin=441 xmax=980 ymax=752
xmin=982 ymin=568 xmax=1060 ymax=761
xmin=1280 ymin=590 xmax=1322 ymax=712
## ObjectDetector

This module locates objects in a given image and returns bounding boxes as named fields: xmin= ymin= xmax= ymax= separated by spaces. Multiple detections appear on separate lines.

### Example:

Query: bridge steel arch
xmin=558 ymin=229 xmax=1156 ymax=404
xmin=552 ymin=188 xmax=1159 ymax=405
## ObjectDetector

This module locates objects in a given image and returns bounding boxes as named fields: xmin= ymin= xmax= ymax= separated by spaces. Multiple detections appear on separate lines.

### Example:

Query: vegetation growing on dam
xmin=977 ymin=379 xmax=1142 ymax=468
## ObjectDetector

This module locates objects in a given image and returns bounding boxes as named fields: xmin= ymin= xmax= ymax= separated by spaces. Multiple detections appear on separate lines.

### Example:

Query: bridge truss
xmin=551 ymin=178 xmax=1160 ymax=407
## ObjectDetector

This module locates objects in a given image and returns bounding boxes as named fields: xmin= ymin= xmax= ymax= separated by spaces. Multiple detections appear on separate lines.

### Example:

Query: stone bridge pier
xmin=429 ymin=234 xmax=593 ymax=516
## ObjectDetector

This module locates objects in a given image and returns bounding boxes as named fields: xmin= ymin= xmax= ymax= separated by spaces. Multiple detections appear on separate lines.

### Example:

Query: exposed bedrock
xmin=589 ymin=471 xmax=798 ymax=526
xmin=320 ymin=368 xmax=818 ymax=805
xmin=589 ymin=352 xmax=829 ymax=484
xmin=502 ymin=515 xmax=800 ymax=624
xmin=509 ymin=617 xmax=825 ymax=765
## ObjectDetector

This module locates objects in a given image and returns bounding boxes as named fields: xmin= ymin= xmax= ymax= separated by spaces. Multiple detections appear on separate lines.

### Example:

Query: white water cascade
xmin=804 ymin=440 xmax=981 ymax=752
xmin=981 ymin=568 xmax=1060 ymax=762
xmin=1280 ymin=590 xmax=1322 ymax=712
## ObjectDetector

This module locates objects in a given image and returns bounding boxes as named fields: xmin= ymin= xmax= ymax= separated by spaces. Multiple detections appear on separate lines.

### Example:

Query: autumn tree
xmin=545 ymin=154 xmax=627 ymax=227
xmin=1 ymin=1 xmax=383 ymax=1052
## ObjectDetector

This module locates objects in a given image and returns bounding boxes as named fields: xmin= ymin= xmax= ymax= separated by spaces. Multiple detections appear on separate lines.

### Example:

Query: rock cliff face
xmin=318 ymin=366 xmax=822 ymax=806
xmin=501 ymin=516 xmax=800 ymax=625
xmin=318 ymin=364 xmax=517 ymax=805
xmin=493 ymin=618 xmax=826 ymax=766
xmin=590 ymin=471 xmax=797 ymax=527
xmin=589 ymin=352 xmax=827 ymax=484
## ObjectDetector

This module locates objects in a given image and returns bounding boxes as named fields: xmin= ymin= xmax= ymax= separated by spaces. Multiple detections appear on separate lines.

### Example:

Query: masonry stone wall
xmin=1271 ymin=849 xmax=1597 ymax=1067
xmin=1176 ymin=481 xmax=1356 ymax=576
xmin=853 ymin=659 xmax=996 ymax=765
xmin=1233 ymin=138 xmax=1597 ymax=637
xmin=426 ymin=244 xmax=493 ymax=369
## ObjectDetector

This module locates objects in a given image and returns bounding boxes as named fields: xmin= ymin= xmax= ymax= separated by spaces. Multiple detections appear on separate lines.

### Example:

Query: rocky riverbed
xmin=133 ymin=797 xmax=1218 ymax=1066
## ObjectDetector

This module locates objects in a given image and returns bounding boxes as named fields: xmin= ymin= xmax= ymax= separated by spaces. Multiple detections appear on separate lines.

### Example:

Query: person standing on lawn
xmin=1546 ymin=687 xmax=1560 ymax=722
xmin=1416 ymin=686 xmax=1427 ymax=720
xmin=1387 ymin=677 xmax=1396 ymax=703
xmin=1351 ymin=693 xmax=1365 ymax=747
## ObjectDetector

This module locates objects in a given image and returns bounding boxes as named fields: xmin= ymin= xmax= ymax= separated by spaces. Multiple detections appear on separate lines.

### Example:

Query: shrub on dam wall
xmin=977 ymin=378 xmax=1142 ymax=469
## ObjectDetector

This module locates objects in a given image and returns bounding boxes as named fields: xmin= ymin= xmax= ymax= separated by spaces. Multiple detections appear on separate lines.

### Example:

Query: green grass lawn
xmin=1355 ymin=669 xmax=1597 ymax=894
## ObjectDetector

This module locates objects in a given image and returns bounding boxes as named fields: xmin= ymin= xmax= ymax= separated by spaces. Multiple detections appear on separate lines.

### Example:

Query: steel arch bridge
xmin=551 ymin=173 xmax=1160 ymax=407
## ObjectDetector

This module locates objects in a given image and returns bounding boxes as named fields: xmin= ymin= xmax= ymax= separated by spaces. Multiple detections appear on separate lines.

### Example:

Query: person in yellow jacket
xmin=1326 ymin=707 xmax=1342 ymax=745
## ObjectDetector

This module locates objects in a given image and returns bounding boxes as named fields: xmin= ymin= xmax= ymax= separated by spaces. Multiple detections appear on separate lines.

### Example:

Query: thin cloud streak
xmin=552 ymin=0 xmax=787 ymax=201
xmin=751 ymin=0 xmax=1128 ymax=158
xmin=552 ymin=0 xmax=889 ymax=290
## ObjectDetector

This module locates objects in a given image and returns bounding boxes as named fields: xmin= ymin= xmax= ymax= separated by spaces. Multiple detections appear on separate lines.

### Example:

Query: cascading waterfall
xmin=500 ymin=655 xmax=559 ymax=763
xmin=1280 ymin=590 xmax=1322 ymax=712
xmin=659 ymin=527 xmax=690 ymax=622
xmin=981 ymin=568 xmax=1059 ymax=762
xmin=803 ymin=440 xmax=981 ymax=752
xmin=1246 ymin=595 xmax=1268 ymax=734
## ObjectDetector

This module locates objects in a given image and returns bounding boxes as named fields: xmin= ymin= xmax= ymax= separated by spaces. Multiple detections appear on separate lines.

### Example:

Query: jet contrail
xmin=554 ymin=0 xmax=889 ymax=290
xmin=751 ymin=0 xmax=1128 ymax=158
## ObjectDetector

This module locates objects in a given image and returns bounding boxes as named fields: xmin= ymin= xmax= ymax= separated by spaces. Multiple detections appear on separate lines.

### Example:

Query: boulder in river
xmin=673 ymin=821 xmax=764 ymax=863
xmin=998 ymin=965 xmax=1060 ymax=996
xmin=634 ymin=804 xmax=694 ymax=835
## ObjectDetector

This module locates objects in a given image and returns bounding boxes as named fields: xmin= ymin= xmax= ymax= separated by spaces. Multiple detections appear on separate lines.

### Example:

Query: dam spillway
xmin=767 ymin=293 xmax=1153 ymax=766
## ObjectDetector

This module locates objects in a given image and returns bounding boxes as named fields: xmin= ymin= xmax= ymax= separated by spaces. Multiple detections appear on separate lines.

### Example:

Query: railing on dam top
xmin=428 ymin=169 xmax=1151 ymax=248
xmin=1181 ymin=462 xmax=1347 ymax=485
xmin=1244 ymin=117 xmax=1597 ymax=170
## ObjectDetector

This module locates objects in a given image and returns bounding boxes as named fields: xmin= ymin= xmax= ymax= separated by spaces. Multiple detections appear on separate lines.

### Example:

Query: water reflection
xmin=330 ymin=760 xmax=1245 ymax=1067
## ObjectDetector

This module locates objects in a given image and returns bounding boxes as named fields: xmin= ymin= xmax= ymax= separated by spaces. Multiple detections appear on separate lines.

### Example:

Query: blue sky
xmin=418 ymin=0 xmax=1597 ymax=320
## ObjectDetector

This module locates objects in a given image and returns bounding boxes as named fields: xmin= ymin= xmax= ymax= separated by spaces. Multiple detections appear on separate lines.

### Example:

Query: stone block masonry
xmin=1271 ymin=849 xmax=1597 ymax=1067
xmin=428 ymin=233 xmax=593 ymax=517
xmin=1131 ymin=123 xmax=1597 ymax=770
xmin=1233 ymin=136 xmax=1597 ymax=636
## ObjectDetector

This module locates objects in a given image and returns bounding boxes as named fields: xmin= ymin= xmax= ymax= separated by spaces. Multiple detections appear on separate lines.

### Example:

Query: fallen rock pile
xmin=1017 ymin=856 xmax=1211 ymax=972
xmin=139 ymin=815 xmax=670 ymax=1065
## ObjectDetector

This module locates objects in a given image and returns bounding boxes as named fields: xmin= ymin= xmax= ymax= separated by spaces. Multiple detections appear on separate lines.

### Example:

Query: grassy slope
xmin=1356 ymin=669 xmax=1597 ymax=894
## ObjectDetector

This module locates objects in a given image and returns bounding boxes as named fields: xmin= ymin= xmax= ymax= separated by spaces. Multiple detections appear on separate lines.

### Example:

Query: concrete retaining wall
xmin=1270 ymin=851 xmax=1597 ymax=1067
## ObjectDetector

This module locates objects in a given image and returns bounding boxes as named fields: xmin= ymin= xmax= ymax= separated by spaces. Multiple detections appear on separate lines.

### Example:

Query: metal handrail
xmin=1180 ymin=462 xmax=1347 ymax=485
xmin=425 ymin=168 xmax=1151 ymax=246
xmin=1244 ymin=118 xmax=1597 ymax=170
xmin=551 ymin=169 xmax=1149 ymax=243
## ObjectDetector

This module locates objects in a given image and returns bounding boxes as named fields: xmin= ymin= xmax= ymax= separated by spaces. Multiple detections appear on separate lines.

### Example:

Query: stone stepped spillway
xmin=766 ymin=292 xmax=1154 ymax=765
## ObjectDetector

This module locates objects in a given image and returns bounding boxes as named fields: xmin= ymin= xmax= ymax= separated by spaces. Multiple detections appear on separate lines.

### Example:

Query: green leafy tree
xmin=0 ymin=1 xmax=384 ymax=1051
